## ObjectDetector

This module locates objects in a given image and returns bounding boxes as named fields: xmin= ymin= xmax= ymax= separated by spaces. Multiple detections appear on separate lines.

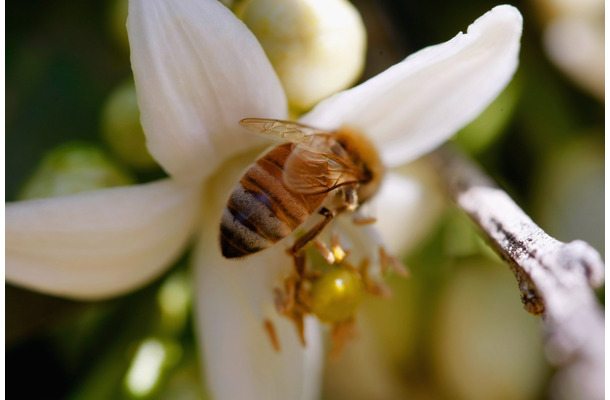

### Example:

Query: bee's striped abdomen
xmin=220 ymin=144 xmax=326 ymax=258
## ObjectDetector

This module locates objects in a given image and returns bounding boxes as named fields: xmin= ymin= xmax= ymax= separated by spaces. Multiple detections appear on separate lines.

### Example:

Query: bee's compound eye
xmin=310 ymin=267 xmax=364 ymax=324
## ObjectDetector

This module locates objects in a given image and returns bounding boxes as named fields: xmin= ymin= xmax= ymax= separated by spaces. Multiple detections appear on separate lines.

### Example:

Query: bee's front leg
xmin=289 ymin=207 xmax=337 ymax=257
xmin=289 ymin=184 xmax=361 ymax=256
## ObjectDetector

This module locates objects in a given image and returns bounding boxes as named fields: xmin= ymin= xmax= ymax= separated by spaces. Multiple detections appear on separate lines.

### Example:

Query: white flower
xmin=536 ymin=0 xmax=604 ymax=100
xmin=5 ymin=1 xmax=522 ymax=399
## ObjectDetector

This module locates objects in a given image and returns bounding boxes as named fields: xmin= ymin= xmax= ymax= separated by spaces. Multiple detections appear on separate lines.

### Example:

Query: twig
xmin=428 ymin=144 xmax=605 ymax=400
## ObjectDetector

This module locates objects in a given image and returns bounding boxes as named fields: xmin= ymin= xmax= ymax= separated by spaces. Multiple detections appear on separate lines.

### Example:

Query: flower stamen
xmin=352 ymin=216 xmax=378 ymax=226
xmin=313 ymin=238 xmax=336 ymax=264
xmin=272 ymin=228 xmax=403 ymax=355
xmin=380 ymin=246 xmax=409 ymax=277
xmin=263 ymin=319 xmax=281 ymax=352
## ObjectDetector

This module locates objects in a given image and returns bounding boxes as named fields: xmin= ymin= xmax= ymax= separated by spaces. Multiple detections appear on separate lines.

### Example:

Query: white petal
xmin=193 ymin=232 xmax=323 ymax=400
xmin=193 ymin=151 xmax=323 ymax=400
xmin=370 ymin=164 xmax=445 ymax=256
xmin=6 ymin=179 xmax=202 ymax=299
xmin=128 ymin=0 xmax=287 ymax=182
xmin=323 ymin=315 xmax=408 ymax=399
xmin=301 ymin=5 xmax=522 ymax=167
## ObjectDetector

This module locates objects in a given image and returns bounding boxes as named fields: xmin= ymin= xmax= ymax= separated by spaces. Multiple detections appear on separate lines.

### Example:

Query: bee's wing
xmin=239 ymin=118 xmax=323 ymax=143
xmin=283 ymin=136 xmax=362 ymax=194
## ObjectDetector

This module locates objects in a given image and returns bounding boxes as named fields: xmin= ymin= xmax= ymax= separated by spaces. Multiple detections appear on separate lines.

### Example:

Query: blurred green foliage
xmin=6 ymin=0 xmax=603 ymax=399
xmin=18 ymin=142 xmax=135 ymax=200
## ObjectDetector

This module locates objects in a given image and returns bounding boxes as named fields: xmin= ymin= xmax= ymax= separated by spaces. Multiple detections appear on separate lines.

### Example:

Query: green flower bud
xmin=18 ymin=142 xmax=134 ymax=200
xmin=101 ymin=79 xmax=158 ymax=170
xmin=108 ymin=0 xmax=129 ymax=52
xmin=238 ymin=0 xmax=366 ymax=111
xmin=457 ymin=79 xmax=520 ymax=154
xmin=532 ymin=137 xmax=604 ymax=254
xmin=157 ymin=271 xmax=192 ymax=336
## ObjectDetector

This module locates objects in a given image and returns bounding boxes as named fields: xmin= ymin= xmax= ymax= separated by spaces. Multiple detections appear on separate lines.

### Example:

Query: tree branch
xmin=428 ymin=144 xmax=605 ymax=400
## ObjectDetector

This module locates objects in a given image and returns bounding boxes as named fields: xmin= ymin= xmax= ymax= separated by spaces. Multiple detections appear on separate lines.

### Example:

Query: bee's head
xmin=334 ymin=126 xmax=384 ymax=204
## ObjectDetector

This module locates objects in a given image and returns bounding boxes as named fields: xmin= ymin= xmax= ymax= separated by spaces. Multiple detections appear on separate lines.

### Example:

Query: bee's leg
xmin=290 ymin=207 xmax=336 ymax=256
xmin=290 ymin=183 xmax=362 ymax=259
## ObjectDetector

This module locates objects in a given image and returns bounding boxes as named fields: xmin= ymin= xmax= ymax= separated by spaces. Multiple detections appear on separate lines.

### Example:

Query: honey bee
xmin=219 ymin=118 xmax=384 ymax=259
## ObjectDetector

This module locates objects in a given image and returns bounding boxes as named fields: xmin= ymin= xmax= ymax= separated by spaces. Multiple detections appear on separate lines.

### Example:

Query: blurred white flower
xmin=5 ymin=1 xmax=522 ymax=399
xmin=432 ymin=260 xmax=548 ymax=400
xmin=535 ymin=0 xmax=604 ymax=100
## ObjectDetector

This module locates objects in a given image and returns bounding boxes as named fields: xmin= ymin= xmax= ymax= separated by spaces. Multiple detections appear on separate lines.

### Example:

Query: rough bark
xmin=428 ymin=144 xmax=604 ymax=400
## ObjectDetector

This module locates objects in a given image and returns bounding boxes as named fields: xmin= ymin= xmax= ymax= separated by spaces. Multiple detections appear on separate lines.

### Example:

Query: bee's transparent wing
xmin=239 ymin=118 xmax=322 ymax=143
xmin=283 ymin=136 xmax=362 ymax=194
xmin=240 ymin=118 xmax=362 ymax=194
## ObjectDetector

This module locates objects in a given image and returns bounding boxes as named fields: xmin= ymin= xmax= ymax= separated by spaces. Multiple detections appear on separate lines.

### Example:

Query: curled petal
xmin=6 ymin=179 xmax=202 ymax=299
xmin=128 ymin=0 xmax=287 ymax=182
xmin=301 ymin=5 xmax=523 ymax=167
xmin=193 ymin=232 xmax=323 ymax=400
